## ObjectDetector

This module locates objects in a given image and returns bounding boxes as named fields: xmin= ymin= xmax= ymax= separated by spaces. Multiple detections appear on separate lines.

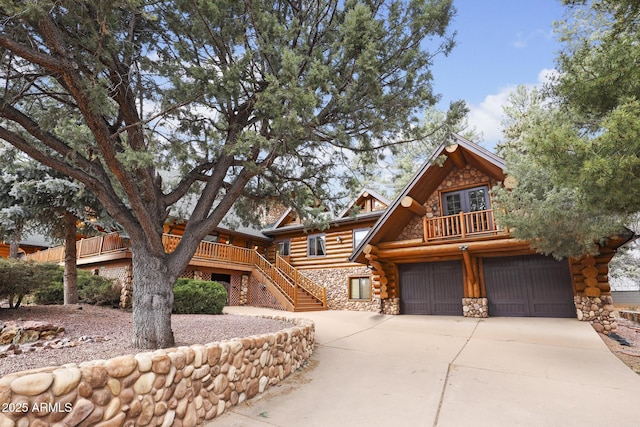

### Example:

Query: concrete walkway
xmin=207 ymin=307 xmax=640 ymax=427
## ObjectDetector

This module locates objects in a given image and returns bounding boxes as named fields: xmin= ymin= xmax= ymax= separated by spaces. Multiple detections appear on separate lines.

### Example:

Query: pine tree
xmin=0 ymin=0 xmax=458 ymax=348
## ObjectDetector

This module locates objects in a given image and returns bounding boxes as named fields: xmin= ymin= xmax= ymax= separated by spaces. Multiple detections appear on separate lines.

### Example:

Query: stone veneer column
xmin=462 ymin=298 xmax=488 ymax=318
xmin=119 ymin=264 xmax=133 ymax=309
xmin=381 ymin=298 xmax=400 ymax=315
xmin=239 ymin=274 xmax=249 ymax=306
xmin=574 ymin=295 xmax=617 ymax=335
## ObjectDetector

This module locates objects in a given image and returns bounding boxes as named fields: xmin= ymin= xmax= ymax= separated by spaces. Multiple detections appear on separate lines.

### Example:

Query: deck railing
xmin=26 ymin=233 xmax=127 ymax=263
xmin=423 ymin=209 xmax=501 ymax=241
xmin=28 ymin=232 xmax=302 ymax=307
xmin=276 ymin=255 xmax=327 ymax=307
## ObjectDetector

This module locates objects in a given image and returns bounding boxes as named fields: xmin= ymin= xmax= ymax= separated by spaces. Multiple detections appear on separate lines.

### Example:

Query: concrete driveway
xmin=208 ymin=307 xmax=640 ymax=427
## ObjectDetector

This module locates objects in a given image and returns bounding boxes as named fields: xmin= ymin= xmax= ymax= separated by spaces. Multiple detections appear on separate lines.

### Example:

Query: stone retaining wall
xmin=0 ymin=316 xmax=315 ymax=427
xmin=619 ymin=310 xmax=640 ymax=324
xmin=574 ymin=295 xmax=617 ymax=335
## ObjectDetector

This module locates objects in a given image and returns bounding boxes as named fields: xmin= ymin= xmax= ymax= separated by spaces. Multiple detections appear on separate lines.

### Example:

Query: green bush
xmin=172 ymin=279 xmax=227 ymax=315
xmin=32 ymin=281 xmax=64 ymax=305
xmin=0 ymin=259 xmax=62 ymax=308
xmin=78 ymin=272 xmax=121 ymax=306
xmin=32 ymin=269 xmax=120 ymax=306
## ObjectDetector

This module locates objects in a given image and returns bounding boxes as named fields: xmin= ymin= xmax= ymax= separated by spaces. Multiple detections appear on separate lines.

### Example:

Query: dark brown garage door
xmin=483 ymin=255 xmax=575 ymax=318
xmin=399 ymin=261 xmax=464 ymax=315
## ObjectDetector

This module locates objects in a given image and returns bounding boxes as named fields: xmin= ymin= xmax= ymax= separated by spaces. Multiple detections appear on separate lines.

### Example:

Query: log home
xmin=26 ymin=134 xmax=634 ymax=331
xmin=263 ymin=189 xmax=390 ymax=311
xmin=349 ymin=134 xmax=634 ymax=333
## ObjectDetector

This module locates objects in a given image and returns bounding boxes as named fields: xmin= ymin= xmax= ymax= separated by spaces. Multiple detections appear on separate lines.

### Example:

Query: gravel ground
xmin=599 ymin=316 xmax=640 ymax=375
xmin=2 ymin=304 xmax=640 ymax=378
xmin=0 ymin=304 xmax=293 ymax=377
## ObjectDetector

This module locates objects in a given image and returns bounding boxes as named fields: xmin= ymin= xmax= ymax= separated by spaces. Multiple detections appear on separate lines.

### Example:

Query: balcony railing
xmin=26 ymin=233 xmax=128 ymax=263
xmin=423 ymin=209 xmax=502 ymax=241
xmin=27 ymin=232 xmax=326 ymax=309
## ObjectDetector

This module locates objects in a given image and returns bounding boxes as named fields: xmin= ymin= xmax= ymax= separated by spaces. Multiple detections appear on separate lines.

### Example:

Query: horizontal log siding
xmin=570 ymin=250 xmax=615 ymax=296
xmin=269 ymin=218 xmax=378 ymax=270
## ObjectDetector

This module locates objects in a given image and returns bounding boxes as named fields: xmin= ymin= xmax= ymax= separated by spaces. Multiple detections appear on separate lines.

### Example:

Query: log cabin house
xmin=25 ymin=134 xmax=633 ymax=331
xmin=348 ymin=134 xmax=634 ymax=333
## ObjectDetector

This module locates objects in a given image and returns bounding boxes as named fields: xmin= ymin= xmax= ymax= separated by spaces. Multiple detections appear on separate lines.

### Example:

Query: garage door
xmin=483 ymin=255 xmax=575 ymax=318
xmin=399 ymin=261 xmax=464 ymax=315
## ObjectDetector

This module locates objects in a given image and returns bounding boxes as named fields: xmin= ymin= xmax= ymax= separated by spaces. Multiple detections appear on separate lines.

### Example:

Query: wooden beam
xmin=400 ymin=196 xmax=427 ymax=216
xmin=363 ymin=244 xmax=378 ymax=255
xmin=376 ymin=238 xmax=532 ymax=259
xmin=445 ymin=143 xmax=466 ymax=169
xmin=377 ymin=239 xmax=424 ymax=250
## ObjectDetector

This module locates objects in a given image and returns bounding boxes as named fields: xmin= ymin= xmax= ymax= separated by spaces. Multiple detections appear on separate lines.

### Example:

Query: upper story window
xmin=442 ymin=185 xmax=490 ymax=215
xmin=307 ymin=234 xmax=326 ymax=257
xmin=353 ymin=228 xmax=370 ymax=249
xmin=277 ymin=239 xmax=290 ymax=256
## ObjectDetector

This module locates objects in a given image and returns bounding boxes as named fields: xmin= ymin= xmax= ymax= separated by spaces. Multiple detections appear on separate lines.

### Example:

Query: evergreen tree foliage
xmin=0 ymin=0 xmax=458 ymax=348
xmin=0 ymin=144 xmax=111 ymax=303
xmin=493 ymin=1 xmax=640 ymax=258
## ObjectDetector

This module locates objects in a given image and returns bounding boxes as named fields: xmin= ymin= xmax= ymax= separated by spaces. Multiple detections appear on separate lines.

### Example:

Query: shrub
xmin=173 ymin=279 xmax=227 ymax=314
xmin=32 ymin=269 xmax=120 ymax=306
xmin=0 ymin=259 xmax=61 ymax=308
xmin=77 ymin=272 xmax=121 ymax=306
xmin=32 ymin=282 xmax=64 ymax=305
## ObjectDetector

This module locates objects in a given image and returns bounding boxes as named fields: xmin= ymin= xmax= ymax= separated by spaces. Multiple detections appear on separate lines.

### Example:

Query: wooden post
xmin=460 ymin=211 xmax=466 ymax=238
xmin=423 ymin=216 xmax=429 ymax=242
xmin=461 ymin=248 xmax=477 ymax=298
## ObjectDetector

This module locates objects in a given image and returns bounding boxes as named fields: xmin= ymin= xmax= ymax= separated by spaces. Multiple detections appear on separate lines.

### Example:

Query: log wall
xmin=268 ymin=218 xmax=378 ymax=270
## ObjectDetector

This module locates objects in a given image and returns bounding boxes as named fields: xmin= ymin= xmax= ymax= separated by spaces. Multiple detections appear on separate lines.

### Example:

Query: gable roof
xmin=337 ymin=188 xmax=390 ymax=218
xmin=349 ymin=134 xmax=505 ymax=263
xmin=263 ymin=189 xmax=389 ymax=236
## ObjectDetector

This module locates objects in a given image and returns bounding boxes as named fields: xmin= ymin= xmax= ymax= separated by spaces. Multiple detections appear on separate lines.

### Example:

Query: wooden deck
xmin=27 ymin=233 xmax=327 ymax=312
xmin=423 ymin=209 xmax=507 ymax=242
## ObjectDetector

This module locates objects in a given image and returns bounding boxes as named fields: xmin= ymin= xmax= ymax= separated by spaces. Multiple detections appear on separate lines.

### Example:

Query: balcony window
xmin=442 ymin=185 xmax=490 ymax=215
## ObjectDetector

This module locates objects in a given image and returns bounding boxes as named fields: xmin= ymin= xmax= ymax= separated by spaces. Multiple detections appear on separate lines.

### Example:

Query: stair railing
xmin=276 ymin=254 xmax=327 ymax=307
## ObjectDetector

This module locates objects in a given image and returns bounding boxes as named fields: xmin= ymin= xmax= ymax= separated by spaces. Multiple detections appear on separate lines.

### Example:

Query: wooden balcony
xmin=27 ymin=232 xmax=327 ymax=311
xmin=423 ymin=209 xmax=506 ymax=242
xmin=26 ymin=233 xmax=128 ymax=263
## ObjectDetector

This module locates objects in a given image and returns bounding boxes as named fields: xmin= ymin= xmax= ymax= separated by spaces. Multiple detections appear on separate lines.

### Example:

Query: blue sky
xmin=430 ymin=0 xmax=568 ymax=150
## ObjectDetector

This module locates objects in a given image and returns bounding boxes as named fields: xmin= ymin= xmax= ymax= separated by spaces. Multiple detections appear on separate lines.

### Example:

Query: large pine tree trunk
xmin=131 ymin=244 xmax=177 ymax=349
xmin=63 ymin=212 xmax=79 ymax=304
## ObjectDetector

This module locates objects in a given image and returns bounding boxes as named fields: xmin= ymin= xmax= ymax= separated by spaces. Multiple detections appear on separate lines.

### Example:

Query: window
xmin=349 ymin=276 xmax=371 ymax=300
xmin=442 ymin=185 xmax=490 ymax=215
xmin=204 ymin=232 xmax=219 ymax=243
xmin=353 ymin=228 xmax=370 ymax=249
xmin=277 ymin=239 xmax=291 ymax=256
xmin=307 ymin=234 xmax=326 ymax=257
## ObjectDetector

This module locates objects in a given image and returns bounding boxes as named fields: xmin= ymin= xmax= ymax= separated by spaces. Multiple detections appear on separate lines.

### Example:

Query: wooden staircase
xmin=27 ymin=233 xmax=328 ymax=312
xmin=294 ymin=287 xmax=328 ymax=312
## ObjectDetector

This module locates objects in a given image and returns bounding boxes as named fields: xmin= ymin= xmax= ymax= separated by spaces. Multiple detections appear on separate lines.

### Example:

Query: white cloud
xmin=512 ymin=29 xmax=554 ymax=49
xmin=466 ymin=69 xmax=557 ymax=151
